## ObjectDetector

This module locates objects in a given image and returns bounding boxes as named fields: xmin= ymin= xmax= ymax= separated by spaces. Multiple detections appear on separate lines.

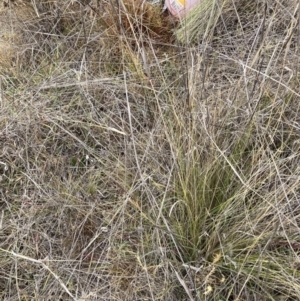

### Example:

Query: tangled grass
xmin=0 ymin=0 xmax=300 ymax=300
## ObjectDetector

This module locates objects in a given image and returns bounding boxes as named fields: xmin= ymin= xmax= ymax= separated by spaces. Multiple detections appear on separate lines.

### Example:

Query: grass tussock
xmin=0 ymin=0 xmax=300 ymax=300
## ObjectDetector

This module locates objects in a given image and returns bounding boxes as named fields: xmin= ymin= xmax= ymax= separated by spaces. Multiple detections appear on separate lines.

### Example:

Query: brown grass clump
xmin=0 ymin=1 xmax=35 ymax=71
xmin=103 ymin=0 xmax=177 ymax=43
xmin=96 ymin=0 xmax=180 ymax=83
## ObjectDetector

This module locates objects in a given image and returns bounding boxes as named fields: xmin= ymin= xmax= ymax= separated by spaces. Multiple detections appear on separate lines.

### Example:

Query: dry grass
xmin=0 ymin=0 xmax=300 ymax=300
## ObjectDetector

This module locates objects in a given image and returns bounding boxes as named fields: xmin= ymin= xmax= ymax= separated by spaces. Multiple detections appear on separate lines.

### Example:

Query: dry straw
xmin=0 ymin=3 xmax=35 ymax=71
xmin=176 ymin=0 xmax=231 ymax=43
